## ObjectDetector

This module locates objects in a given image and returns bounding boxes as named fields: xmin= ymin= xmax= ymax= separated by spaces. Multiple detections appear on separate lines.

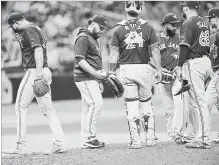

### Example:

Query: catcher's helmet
xmin=125 ymin=1 xmax=144 ymax=15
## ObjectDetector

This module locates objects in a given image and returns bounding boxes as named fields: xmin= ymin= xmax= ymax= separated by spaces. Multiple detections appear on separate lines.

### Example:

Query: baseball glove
xmin=156 ymin=70 xmax=176 ymax=84
xmin=174 ymin=79 xmax=190 ymax=96
xmin=33 ymin=75 xmax=50 ymax=97
xmin=105 ymin=74 xmax=124 ymax=98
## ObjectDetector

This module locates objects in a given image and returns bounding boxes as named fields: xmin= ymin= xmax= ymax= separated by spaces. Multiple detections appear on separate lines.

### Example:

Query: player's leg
xmin=80 ymin=98 xmax=89 ymax=141
xmin=138 ymin=64 xmax=157 ymax=145
xmin=75 ymin=80 xmax=104 ymax=148
xmin=185 ymin=57 xmax=212 ymax=149
xmin=212 ymin=70 xmax=219 ymax=143
xmin=175 ymin=63 xmax=196 ymax=145
xmin=172 ymin=79 xmax=186 ymax=139
xmin=120 ymin=65 xmax=141 ymax=148
xmin=160 ymin=83 xmax=175 ymax=140
xmin=2 ymin=70 xmax=35 ymax=154
xmin=34 ymin=68 xmax=65 ymax=154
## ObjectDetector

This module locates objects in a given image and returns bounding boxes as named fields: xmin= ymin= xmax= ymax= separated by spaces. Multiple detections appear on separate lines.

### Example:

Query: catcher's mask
xmin=124 ymin=1 xmax=144 ymax=15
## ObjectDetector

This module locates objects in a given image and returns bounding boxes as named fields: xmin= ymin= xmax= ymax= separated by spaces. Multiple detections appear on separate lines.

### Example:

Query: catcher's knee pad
xmin=139 ymin=98 xmax=153 ymax=116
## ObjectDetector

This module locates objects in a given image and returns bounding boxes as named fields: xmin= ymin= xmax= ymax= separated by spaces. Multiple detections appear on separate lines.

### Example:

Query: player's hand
xmin=94 ymin=70 xmax=107 ymax=80
xmin=174 ymin=66 xmax=183 ymax=82
xmin=35 ymin=73 xmax=43 ymax=80
xmin=154 ymin=70 xmax=162 ymax=84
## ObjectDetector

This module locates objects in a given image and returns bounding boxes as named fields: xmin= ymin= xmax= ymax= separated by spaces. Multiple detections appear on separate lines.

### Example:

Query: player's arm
xmin=175 ymin=23 xmax=192 ymax=81
xmin=34 ymin=47 xmax=44 ymax=76
xmin=75 ymin=37 xmax=105 ymax=79
xmin=26 ymin=28 xmax=44 ymax=77
xmin=151 ymin=46 xmax=161 ymax=71
xmin=149 ymin=28 xmax=161 ymax=72
xmin=109 ymin=28 xmax=120 ymax=73
xmin=109 ymin=46 xmax=119 ymax=73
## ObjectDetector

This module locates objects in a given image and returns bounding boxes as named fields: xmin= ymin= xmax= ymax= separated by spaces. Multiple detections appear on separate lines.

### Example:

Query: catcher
xmin=156 ymin=13 xmax=190 ymax=143
xmin=2 ymin=13 xmax=66 ymax=155
xmin=109 ymin=1 xmax=162 ymax=149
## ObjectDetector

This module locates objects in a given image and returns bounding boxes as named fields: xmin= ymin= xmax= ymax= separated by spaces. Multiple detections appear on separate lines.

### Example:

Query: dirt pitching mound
xmin=2 ymin=142 xmax=219 ymax=165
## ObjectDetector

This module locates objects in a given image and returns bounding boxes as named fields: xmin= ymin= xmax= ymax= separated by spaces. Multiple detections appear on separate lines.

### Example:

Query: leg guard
xmin=125 ymin=99 xmax=141 ymax=143
xmin=139 ymin=98 xmax=157 ymax=140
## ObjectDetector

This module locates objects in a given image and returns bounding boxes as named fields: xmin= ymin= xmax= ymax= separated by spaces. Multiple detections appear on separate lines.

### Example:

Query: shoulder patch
xmin=116 ymin=20 xmax=129 ymax=26
xmin=138 ymin=19 xmax=148 ymax=25
xmin=116 ymin=19 xmax=148 ymax=26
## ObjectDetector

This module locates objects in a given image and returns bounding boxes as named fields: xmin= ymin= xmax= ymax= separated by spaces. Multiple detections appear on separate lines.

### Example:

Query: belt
xmin=190 ymin=55 xmax=207 ymax=59
xmin=24 ymin=66 xmax=47 ymax=71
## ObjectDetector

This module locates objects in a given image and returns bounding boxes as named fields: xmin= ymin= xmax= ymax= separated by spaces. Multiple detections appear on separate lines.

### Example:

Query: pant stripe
xmin=125 ymin=104 xmax=133 ymax=143
xmin=188 ymin=62 xmax=204 ymax=142
xmin=84 ymin=81 xmax=95 ymax=137
xmin=17 ymin=70 xmax=31 ymax=141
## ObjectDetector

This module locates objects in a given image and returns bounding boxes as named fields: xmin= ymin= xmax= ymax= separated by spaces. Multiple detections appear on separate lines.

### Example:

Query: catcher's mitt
xmin=174 ymin=79 xmax=190 ymax=96
xmin=156 ymin=70 xmax=176 ymax=84
xmin=105 ymin=74 xmax=124 ymax=98
xmin=33 ymin=75 xmax=50 ymax=97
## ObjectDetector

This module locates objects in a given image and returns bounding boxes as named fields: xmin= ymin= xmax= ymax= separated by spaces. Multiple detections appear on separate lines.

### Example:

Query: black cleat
xmin=83 ymin=139 xmax=105 ymax=149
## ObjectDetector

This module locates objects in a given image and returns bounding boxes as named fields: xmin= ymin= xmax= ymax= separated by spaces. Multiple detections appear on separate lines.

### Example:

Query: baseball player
xmin=2 ymin=13 xmax=66 ymax=154
xmin=109 ymin=1 xmax=162 ymax=149
xmin=175 ymin=2 xmax=212 ymax=149
xmin=158 ymin=13 xmax=189 ymax=141
xmin=205 ymin=7 xmax=219 ymax=144
xmin=74 ymin=15 xmax=108 ymax=148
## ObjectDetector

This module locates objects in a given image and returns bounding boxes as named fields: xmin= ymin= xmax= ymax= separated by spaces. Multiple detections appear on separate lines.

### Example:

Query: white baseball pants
xmin=183 ymin=56 xmax=212 ymax=145
xmin=206 ymin=70 xmax=219 ymax=111
xmin=15 ymin=67 xmax=65 ymax=147
xmin=160 ymin=78 xmax=189 ymax=138
xmin=120 ymin=64 xmax=156 ymax=142
xmin=75 ymin=80 xmax=103 ymax=142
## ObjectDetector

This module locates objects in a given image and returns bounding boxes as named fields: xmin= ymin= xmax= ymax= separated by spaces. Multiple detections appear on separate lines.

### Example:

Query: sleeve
xmin=179 ymin=22 xmax=193 ymax=48
xmin=74 ymin=36 xmax=90 ymax=60
xmin=110 ymin=27 xmax=120 ymax=47
xmin=149 ymin=26 xmax=159 ymax=50
xmin=215 ymin=31 xmax=219 ymax=47
xmin=25 ymin=28 xmax=42 ymax=49
xmin=177 ymin=45 xmax=190 ymax=67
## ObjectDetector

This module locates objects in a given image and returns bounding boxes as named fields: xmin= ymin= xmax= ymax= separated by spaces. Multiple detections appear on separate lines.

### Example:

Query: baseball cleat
xmin=128 ymin=141 xmax=142 ymax=149
xmin=212 ymin=137 xmax=219 ymax=143
xmin=2 ymin=148 xmax=27 ymax=154
xmin=83 ymin=139 xmax=105 ymax=149
xmin=43 ymin=144 xmax=67 ymax=155
xmin=145 ymin=139 xmax=158 ymax=147
xmin=185 ymin=141 xmax=211 ymax=149
xmin=2 ymin=143 xmax=27 ymax=154
xmin=175 ymin=138 xmax=188 ymax=145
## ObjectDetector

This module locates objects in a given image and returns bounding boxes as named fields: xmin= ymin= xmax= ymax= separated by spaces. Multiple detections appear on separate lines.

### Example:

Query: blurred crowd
xmin=1 ymin=1 xmax=218 ymax=75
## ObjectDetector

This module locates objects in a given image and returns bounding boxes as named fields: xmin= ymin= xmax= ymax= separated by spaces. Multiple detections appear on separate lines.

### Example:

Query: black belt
xmin=190 ymin=55 xmax=207 ymax=59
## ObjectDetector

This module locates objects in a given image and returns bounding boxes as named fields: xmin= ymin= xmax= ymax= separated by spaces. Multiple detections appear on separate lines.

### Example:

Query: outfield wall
xmin=8 ymin=76 xmax=114 ymax=103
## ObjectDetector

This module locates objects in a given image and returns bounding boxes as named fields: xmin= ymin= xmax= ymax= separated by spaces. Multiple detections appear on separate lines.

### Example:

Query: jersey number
xmin=199 ymin=30 xmax=209 ymax=47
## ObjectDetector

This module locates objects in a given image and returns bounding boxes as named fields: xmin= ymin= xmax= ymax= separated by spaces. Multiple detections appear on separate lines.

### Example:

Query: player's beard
xmin=12 ymin=27 xmax=21 ymax=33
xmin=182 ymin=10 xmax=187 ymax=19
xmin=166 ymin=29 xmax=176 ymax=37
xmin=92 ymin=32 xmax=100 ymax=39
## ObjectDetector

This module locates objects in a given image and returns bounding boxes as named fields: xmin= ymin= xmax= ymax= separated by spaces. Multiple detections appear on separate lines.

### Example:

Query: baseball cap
xmin=90 ymin=15 xmax=108 ymax=30
xmin=162 ymin=13 xmax=182 ymax=25
xmin=7 ymin=13 xmax=24 ymax=27
xmin=181 ymin=1 xmax=199 ymax=9
xmin=205 ymin=7 xmax=219 ymax=19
